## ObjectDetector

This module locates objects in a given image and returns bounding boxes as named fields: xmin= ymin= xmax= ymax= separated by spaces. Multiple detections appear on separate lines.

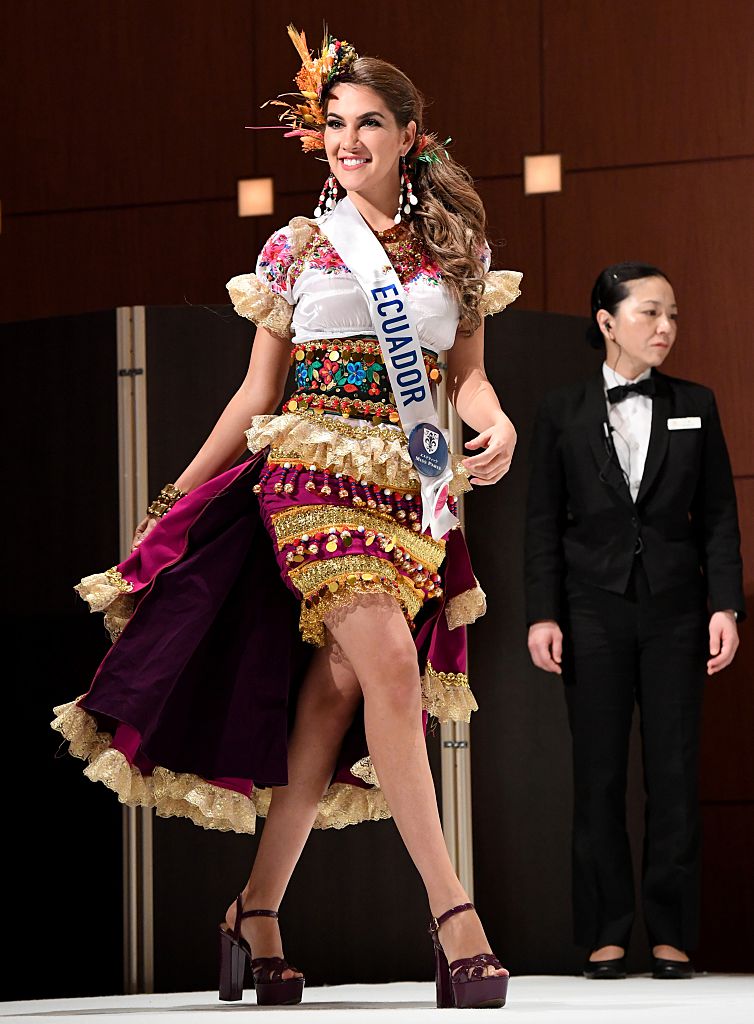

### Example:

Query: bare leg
xmin=326 ymin=594 xmax=506 ymax=976
xmin=226 ymin=641 xmax=361 ymax=976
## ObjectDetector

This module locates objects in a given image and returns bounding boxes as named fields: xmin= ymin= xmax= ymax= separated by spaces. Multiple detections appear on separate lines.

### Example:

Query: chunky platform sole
xmin=218 ymin=919 xmax=304 ymax=1005
xmin=433 ymin=921 xmax=509 ymax=1009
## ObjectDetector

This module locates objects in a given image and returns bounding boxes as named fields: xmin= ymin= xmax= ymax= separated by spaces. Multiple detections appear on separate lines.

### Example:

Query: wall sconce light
xmin=523 ymin=154 xmax=562 ymax=195
xmin=237 ymin=178 xmax=274 ymax=217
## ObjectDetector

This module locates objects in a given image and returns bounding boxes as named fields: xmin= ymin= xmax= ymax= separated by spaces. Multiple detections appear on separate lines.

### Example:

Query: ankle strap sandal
xmin=429 ymin=902 xmax=509 ymax=1009
xmin=219 ymin=896 xmax=304 ymax=1005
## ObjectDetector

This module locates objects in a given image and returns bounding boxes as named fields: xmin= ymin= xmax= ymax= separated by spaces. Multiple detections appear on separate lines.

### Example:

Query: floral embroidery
xmin=290 ymin=231 xmax=350 ymax=283
xmin=346 ymin=361 xmax=366 ymax=386
xmin=417 ymin=256 xmax=442 ymax=286
xmin=372 ymin=223 xmax=443 ymax=287
xmin=258 ymin=230 xmax=293 ymax=295
xmin=288 ymin=225 xmax=443 ymax=289
xmin=254 ymin=220 xmax=491 ymax=314
xmin=308 ymin=236 xmax=349 ymax=274
xmin=287 ymin=341 xmax=441 ymax=422
xmin=293 ymin=347 xmax=388 ymax=399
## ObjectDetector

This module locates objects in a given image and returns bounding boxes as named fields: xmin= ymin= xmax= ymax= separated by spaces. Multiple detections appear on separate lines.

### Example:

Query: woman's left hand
xmin=707 ymin=610 xmax=740 ymax=675
xmin=463 ymin=415 xmax=517 ymax=485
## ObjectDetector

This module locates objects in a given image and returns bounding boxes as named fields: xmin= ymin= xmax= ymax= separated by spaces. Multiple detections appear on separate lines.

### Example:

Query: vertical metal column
xmin=438 ymin=381 xmax=475 ymax=901
xmin=116 ymin=306 xmax=154 ymax=993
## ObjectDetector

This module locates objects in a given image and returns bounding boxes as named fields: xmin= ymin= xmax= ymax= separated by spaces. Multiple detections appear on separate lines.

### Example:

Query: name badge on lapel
xmin=667 ymin=417 xmax=701 ymax=431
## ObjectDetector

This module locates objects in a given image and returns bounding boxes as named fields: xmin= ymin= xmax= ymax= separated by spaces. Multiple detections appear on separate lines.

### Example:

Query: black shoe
xmin=652 ymin=957 xmax=694 ymax=979
xmin=583 ymin=956 xmax=627 ymax=979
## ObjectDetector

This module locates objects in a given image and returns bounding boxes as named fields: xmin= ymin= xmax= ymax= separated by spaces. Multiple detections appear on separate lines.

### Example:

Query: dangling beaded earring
xmin=395 ymin=155 xmax=418 ymax=224
xmin=314 ymin=173 xmax=339 ymax=218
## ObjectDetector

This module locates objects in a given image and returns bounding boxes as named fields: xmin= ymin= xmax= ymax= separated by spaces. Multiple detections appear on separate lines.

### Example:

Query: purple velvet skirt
xmin=52 ymin=414 xmax=486 ymax=834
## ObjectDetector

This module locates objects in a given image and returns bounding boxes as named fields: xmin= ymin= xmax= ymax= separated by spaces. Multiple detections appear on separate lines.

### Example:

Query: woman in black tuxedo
xmin=524 ymin=262 xmax=745 ymax=978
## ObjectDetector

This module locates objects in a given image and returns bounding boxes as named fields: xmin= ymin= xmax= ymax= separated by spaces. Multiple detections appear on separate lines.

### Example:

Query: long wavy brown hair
xmin=322 ymin=57 xmax=488 ymax=335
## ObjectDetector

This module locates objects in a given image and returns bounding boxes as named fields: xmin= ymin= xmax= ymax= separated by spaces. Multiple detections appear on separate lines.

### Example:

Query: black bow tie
xmin=606 ymin=378 xmax=656 ymax=403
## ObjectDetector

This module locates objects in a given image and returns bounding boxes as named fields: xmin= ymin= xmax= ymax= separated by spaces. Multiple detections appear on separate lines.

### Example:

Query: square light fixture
xmin=523 ymin=154 xmax=562 ymax=195
xmin=237 ymin=177 xmax=274 ymax=217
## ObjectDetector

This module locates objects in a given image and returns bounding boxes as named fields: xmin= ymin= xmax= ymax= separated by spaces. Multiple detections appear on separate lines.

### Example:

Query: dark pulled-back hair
xmin=587 ymin=261 xmax=672 ymax=349
xmin=321 ymin=57 xmax=488 ymax=334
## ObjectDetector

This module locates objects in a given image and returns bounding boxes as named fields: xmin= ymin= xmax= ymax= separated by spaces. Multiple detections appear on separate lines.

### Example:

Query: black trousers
xmin=562 ymin=558 xmax=707 ymax=951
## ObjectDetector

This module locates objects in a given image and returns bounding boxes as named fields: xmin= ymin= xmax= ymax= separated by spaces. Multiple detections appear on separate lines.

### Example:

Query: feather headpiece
xmin=262 ymin=26 xmax=359 ymax=153
xmin=252 ymin=26 xmax=451 ymax=167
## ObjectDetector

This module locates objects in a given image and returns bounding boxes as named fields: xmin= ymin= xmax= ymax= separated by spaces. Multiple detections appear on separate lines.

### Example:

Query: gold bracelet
xmin=147 ymin=482 xmax=187 ymax=518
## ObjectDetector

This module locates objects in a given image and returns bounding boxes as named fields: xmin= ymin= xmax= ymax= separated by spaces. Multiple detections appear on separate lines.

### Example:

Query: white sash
xmin=317 ymin=197 xmax=458 ymax=539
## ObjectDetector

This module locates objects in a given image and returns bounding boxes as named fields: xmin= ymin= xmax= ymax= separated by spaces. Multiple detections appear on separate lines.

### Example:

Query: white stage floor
xmin=3 ymin=976 xmax=753 ymax=1023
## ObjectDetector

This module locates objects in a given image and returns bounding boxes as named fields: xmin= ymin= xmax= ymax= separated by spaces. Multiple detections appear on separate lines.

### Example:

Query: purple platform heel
xmin=218 ymin=897 xmax=304 ymax=1005
xmin=429 ymin=902 xmax=509 ymax=1009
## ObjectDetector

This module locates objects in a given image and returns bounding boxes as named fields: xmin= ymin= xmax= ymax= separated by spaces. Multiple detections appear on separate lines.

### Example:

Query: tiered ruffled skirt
xmin=52 ymin=403 xmax=486 ymax=835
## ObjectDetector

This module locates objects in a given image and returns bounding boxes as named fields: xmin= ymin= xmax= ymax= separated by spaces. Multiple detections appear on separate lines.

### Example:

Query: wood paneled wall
xmin=2 ymin=0 xmax=751 ymax=969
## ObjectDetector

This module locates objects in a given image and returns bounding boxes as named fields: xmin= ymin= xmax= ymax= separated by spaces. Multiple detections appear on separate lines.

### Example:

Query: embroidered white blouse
xmin=227 ymin=215 xmax=523 ymax=353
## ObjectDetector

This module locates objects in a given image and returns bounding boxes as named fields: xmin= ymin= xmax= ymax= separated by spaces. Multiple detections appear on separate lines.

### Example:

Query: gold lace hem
xmin=74 ymin=568 xmax=131 ymax=613
xmin=74 ymin=570 xmax=137 ymax=643
xmin=445 ymin=581 xmax=487 ymax=630
xmin=350 ymin=756 xmax=379 ymax=786
xmin=51 ymin=701 xmax=390 ymax=834
xmin=226 ymin=273 xmax=294 ymax=340
xmin=423 ymin=661 xmax=478 ymax=723
xmin=246 ymin=410 xmax=471 ymax=496
xmin=295 ymin=566 xmax=425 ymax=647
xmin=479 ymin=270 xmax=523 ymax=317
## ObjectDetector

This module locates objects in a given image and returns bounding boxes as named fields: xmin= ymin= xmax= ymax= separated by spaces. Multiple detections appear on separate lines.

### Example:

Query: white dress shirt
xmin=602 ymin=362 xmax=653 ymax=502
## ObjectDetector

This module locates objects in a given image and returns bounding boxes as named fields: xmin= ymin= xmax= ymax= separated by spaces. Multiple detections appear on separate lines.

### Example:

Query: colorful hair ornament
xmin=412 ymin=134 xmax=452 ymax=165
xmin=260 ymin=25 xmax=359 ymax=153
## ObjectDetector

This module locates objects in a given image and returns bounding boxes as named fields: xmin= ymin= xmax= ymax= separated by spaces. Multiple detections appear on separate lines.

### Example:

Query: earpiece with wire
xmin=598 ymin=420 xmax=632 ymax=488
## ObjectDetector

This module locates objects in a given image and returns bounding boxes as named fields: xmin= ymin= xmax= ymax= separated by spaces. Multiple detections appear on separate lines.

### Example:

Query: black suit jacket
xmin=524 ymin=368 xmax=746 ymax=626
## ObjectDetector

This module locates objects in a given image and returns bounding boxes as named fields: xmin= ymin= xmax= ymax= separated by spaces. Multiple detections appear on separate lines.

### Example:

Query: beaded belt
xmin=286 ymin=338 xmax=442 ymax=424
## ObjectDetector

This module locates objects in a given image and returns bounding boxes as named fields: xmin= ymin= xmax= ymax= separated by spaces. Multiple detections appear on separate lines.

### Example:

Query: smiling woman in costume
xmin=52 ymin=27 xmax=522 ymax=1010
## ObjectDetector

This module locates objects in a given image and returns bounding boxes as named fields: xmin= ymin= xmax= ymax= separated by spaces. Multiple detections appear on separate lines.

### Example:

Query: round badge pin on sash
xmin=409 ymin=423 xmax=453 ymax=533
xmin=409 ymin=422 xmax=449 ymax=477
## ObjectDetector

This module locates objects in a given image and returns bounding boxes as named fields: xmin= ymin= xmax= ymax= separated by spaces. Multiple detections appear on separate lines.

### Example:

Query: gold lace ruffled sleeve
xmin=226 ymin=273 xmax=294 ymax=340
xmin=287 ymin=215 xmax=317 ymax=256
xmin=479 ymin=270 xmax=523 ymax=317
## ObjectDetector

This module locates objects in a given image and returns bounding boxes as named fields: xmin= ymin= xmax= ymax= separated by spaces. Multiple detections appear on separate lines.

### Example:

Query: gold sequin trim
xmin=479 ymin=270 xmax=523 ymax=317
xmin=298 ymin=575 xmax=417 ymax=647
xmin=51 ymin=700 xmax=390 ymax=834
xmin=270 ymin=504 xmax=445 ymax=571
xmin=226 ymin=272 xmax=294 ymax=340
xmin=104 ymin=567 xmax=134 ymax=593
xmin=289 ymin=553 xmax=418 ymax=604
xmin=425 ymin=660 xmax=470 ymax=687
xmin=293 ymin=563 xmax=425 ymax=647
xmin=283 ymin=410 xmax=406 ymax=443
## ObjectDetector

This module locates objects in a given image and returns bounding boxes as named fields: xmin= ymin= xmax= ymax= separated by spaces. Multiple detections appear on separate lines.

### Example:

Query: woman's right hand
xmin=131 ymin=515 xmax=159 ymax=551
xmin=527 ymin=621 xmax=563 ymax=675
